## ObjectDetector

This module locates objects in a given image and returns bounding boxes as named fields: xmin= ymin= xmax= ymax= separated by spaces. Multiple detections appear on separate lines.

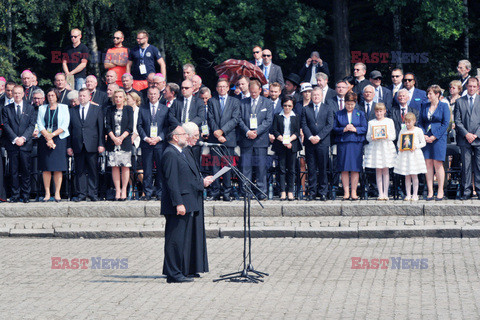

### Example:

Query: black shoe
xmin=23 ymin=197 xmax=30 ymax=203
xmin=223 ymin=195 xmax=232 ymax=202
xmin=426 ymin=197 xmax=434 ymax=201
xmin=166 ymin=276 xmax=194 ymax=283
xmin=89 ymin=196 xmax=100 ymax=202
xmin=206 ymin=196 xmax=220 ymax=201
xmin=319 ymin=195 xmax=327 ymax=202
xmin=187 ymin=273 xmax=201 ymax=278
xmin=74 ymin=196 xmax=86 ymax=202
xmin=140 ymin=196 xmax=152 ymax=201
xmin=9 ymin=197 xmax=19 ymax=203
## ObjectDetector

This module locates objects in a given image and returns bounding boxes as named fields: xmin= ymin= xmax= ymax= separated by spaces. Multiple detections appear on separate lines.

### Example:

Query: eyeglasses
xmin=181 ymin=87 xmax=191 ymax=89
xmin=70 ymin=35 xmax=79 ymax=38
xmin=282 ymin=104 xmax=293 ymax=107
xmin=391 ymin=75 xmax=401 ymax=78
xmin=262 ymin=54 xmax=271 ymax=57
xmin=253 ymin=51 xmax=261 ymax=54
xmin=403 ymin=79 xmax=414 ymax=82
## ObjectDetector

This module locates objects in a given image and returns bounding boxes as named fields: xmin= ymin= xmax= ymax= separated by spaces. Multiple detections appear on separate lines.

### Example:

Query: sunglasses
xmin=403 ymin=79 xmax=414 ymax=82
xmin=70 ymin=35 xmax=79 ymax=38
xmin=262 ymin=54 xmax=271 ymax=57
xmin=253 ymin=51 xmax=261 ymax=54
xmin=181 ymin=87 xmax=191 ymax=89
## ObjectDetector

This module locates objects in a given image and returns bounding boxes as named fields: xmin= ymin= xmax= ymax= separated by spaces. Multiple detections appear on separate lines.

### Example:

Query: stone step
xmin=0 ymin=200 xmax=479 ymax=217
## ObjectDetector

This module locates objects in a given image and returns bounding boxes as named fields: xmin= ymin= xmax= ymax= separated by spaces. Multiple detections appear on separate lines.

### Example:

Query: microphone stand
xmin=212 ymin=145 xmax=269 ymax=283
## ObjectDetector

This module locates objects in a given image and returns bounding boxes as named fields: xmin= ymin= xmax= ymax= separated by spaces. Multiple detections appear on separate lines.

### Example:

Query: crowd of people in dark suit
xmin=0 ymin=29 xmax=478 ymax=205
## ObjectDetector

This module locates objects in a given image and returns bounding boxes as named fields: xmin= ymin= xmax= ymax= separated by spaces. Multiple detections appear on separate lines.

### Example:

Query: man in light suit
xmin=369 ymin=70 xmax=393 ymax=111
xmin=238 ymin=79 xmax=273 ymax=199
xmin=302 ymin=87 xmax=334 ymax=201
xmin=207 ymin=78 xmax=240 ymax=201
xmin=67 ymin=88 xmax=105 ymax=201
xmin=2 ymin=85 xmax=36 ymax=202
xmin=393 ymin=72 xmax=427 ymax=111
xmin=161 ymin=126 xmax=212 ymax=283
xmin=299 ymin=51 xmax=330 ymax=84
xmin=137 ymin=87 xmax=170 ymax=200
xmin=260 ymin=49 xmax=284 ymax=89
xmin=454 ymin=77 xmax=480 ymax=200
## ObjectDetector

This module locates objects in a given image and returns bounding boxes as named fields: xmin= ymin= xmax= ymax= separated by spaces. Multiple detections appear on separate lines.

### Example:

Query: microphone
xmin=198 ymin=141 xmax=223 ymax=147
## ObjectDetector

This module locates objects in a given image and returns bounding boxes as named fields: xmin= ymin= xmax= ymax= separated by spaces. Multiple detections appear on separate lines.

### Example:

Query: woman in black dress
xmin=37 ymin=88 xmax=70 ymax=202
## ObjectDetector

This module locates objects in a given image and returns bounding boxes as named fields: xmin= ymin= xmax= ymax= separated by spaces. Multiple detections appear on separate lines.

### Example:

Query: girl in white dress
xmin=364 ymin=103 xmax=396 ymax=200
xmin=394 ymin=112 xmax=427 ymax=201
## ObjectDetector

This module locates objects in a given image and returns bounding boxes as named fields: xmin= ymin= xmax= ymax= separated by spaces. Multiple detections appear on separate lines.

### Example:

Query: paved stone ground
xmin=1 ymin=237 xmax=480 ymax=319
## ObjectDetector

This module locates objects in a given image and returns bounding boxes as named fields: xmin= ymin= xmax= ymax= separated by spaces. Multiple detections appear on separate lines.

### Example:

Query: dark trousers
xmin=8 ymin=149 xmax=31 ymax=198
xmin=460 ymin=145 xmax=480 ymax=195
xmin=74 ymin=147 xmax=99 ymax=198
xmin=240 ymin=147 xmax=268 ymax=194
xmin=305 ymin=145 xmax=329 ymax=196
xmin=163 ymin=213 xmax=190 ymax=279
xmin=191 ymin=145 xmax=202 ymax=171
xmin=210 ymin=146 xmax=234 ymax=197
xmin=276 ymin=148 xmax=296 ymax=192
xmin=142 ymin=145 xmax=164 ymax=197
xmin=184 ymin=211 xmax=208 ymax=275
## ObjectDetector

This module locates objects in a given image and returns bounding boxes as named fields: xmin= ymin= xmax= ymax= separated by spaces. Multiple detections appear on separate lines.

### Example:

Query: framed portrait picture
xmin=372 ymin=125 xmax=387 ymax=140
xmin=400 ymin=133 xmax=414 ymax=151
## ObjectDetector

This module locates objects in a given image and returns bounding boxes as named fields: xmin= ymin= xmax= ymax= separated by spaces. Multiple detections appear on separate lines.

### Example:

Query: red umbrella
xmin=214 ymin=59 xmax=268 ymax=85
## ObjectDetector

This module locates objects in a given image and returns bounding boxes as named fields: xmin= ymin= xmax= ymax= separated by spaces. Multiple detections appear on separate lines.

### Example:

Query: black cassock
xmin=184 ymin=146 xmax=209 ymax=274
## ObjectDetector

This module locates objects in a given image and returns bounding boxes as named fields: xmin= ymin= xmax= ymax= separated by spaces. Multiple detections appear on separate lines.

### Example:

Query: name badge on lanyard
xmin=139 ymin=48 xmax=147 ymax=75
xmin=250 ymin=114 xmax=258 ymax=130
xmin=201 ymin=123 xmax=209 ymax=136
xmin=150 ymin=124 xmax=158 ymax=138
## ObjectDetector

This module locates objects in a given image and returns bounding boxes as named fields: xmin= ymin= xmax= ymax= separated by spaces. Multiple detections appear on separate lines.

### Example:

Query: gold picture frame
xmin=399 ymin=133 xmax=414 ymax=151
xmin=372 ymin=125 xmax=387 ymax=140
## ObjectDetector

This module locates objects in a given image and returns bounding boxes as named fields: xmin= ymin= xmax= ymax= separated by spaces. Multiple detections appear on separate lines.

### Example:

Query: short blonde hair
xmin=374 ymin=102 xmax=386 ymax=111
xmin=449 ymin=80 xmax=462 ymax=93
xmin=112 ymin=89 xmax=127 ymax=105
xmin=127 ymin=92 xmax=141 ymax=106
xmin=405 ymin=112 xmax=416 ymax=123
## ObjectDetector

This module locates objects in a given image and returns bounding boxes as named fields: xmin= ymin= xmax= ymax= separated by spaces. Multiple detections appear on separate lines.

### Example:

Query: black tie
xmin=81 ymin=106 xmax=85 ymax=122
xmin=16 ymin=105 xmax=21 ymax=119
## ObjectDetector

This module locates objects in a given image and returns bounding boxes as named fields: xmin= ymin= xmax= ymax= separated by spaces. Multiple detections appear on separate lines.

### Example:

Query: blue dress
xmin=418 ymin=101 xmax=450 ymax=161
xmin=38 ymin=108 xmax=68 ymax=172
xmin=333 ymin=109 xmax=368 ymax=172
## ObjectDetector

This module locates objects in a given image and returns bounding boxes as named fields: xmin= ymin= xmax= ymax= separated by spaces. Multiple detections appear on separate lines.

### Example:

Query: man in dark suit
xmin=388 ymin=68 xmax=404 ymax=97
xmin=169 ymin=79 xmax=205 ymax=127
xmin=283 ymin=73 xmax=302 ymax=103
xmin=301 ymin=87 xmax=334 ymax=201
xmin=67 ymin=88 xmax=105 ymax=201
xmin=358 ymin=85 xmax=377 ymax=121
xmin=389 ymin=89 xmax=419 ymax=144
xmin=457 ymin=59 xmax=472 ymax=94
xmin=137 ymin=87 xmax=170 ymax=200
xmin=369 ymin=70 xmax=393 ymax=111
xmin=207 ymin=78 xmax=240 ymax=201
xmin=454 ymin=77 xmax=480 ymax=199
xmin=1 ymin=82 xmax=15 ymax=108
xmin=260 ymin=49 xmax=284 ymax=88
xmin=250 ymin=45 xmax=263 ymax=67
xmin=2 ymin=85 xmax=36 ymax=202
xmin=161 ymin=125 xmax=212 ymax=283
xmin=85 ymin=75 xmax=109 ymax=107
xmin=238 ymin=79 xmax=273 ymax=199
xmin=21 ymin=70 xmax=40 ymax=104
xmin=0 ymin=77 xmax=5 ymax=101
xmin=328 ymin=80 xmax=349 ymax=112
xmin=393 ymin=72 xmax=427 ymax=111
xmin=316 ymin=72 xmax=336 ymax=103
xmin=299 ymin=51 xmax=330 ymax=84
xmin=352 ymin=63 xmax=369 ymax=96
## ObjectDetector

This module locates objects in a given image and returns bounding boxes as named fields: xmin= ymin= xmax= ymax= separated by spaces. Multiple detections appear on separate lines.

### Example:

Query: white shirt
xmin=80 ymin=102 xmax=90 ymax=120
xmin=12 ymin=101 xmax=26 ymax=144
xmin=241 ymin=92 xmax=250 ymax=99
xmin=279 ymin=110 xmax=295 ymax=137
xmin=321 ymin=87 xmax=328 ymax=103
xmin=309 ymin=64 xmax=317 ymax=85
